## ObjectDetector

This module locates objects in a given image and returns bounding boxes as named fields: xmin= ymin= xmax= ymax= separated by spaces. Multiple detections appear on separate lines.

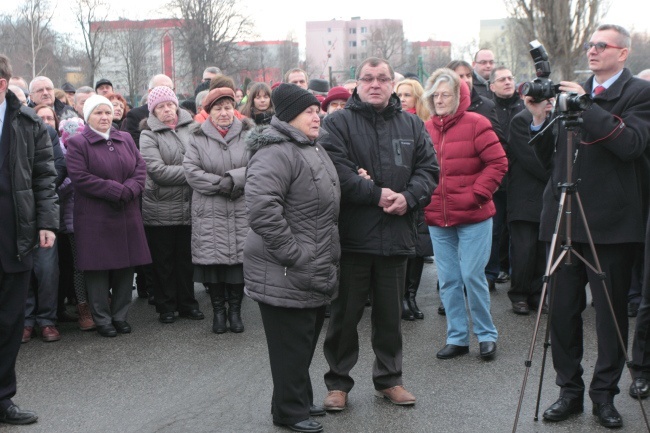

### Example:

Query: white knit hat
xmin=83 ymin=94 xmax=114 ymax=122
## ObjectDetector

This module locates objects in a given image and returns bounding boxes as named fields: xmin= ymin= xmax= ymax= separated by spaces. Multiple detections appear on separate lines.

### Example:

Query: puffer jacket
xmin=244 ymin=117 xmax=341 ymax=309
xmin=140 ymin=109 xmax=194 ymax=226
xmin=320 ymin=90 xmax=438 ymax=256
xmin=4 ymin=90 xmax=59 ymax=259
xmin=424 ymin=77 xmax=507 ymax=227
xmin=183 ymin=117 xmax=253 ymax=265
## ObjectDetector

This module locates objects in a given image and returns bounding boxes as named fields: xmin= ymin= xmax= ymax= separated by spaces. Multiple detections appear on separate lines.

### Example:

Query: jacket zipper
xmin=438 ymin=125 xmax=449 ymax=227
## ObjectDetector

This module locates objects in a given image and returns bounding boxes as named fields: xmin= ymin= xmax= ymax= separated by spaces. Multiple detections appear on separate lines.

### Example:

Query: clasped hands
xmin=357 ymin=167 xmax=407 ymax=216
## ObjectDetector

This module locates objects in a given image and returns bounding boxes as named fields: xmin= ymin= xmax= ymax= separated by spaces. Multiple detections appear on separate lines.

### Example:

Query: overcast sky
xmin=1 ymin=0 xmax=647 ymax=59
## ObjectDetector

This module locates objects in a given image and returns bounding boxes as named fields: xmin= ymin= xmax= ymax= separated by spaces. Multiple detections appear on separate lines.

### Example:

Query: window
xmin=328 ymin=28 xmax=331 ymax=33
xmin=328 ymin=40 xmax=331 ymax=46
xmin=361 ymin=27 xmax=367 ymax=34
xmin=349 ymin=28 xmax=356 ymax=34
xmin=349 ymin=41 xmax=357 ymax=47
xmin=361 ymin=40 xmax=367 ymax=47
xmin=350 ymin=54 xmax=357 ymax=60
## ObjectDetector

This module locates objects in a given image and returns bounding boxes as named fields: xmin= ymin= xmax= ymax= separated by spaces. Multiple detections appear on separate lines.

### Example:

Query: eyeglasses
xmin=358 ymin=76 xmax=392 ymax=85
xmin=432 ymin=93 xmax=453 ymax=100
xmin=493 ymin=76 xmax=515 ymax=83
xmin=475 ymin=60 xmax=495 ymax=65
xmin=584 ymin=42 xmax=625 ymax=53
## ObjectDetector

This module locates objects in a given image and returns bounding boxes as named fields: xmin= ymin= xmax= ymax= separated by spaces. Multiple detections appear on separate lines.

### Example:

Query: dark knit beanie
xmin=272 ymin=83 xmax=320 ymax=123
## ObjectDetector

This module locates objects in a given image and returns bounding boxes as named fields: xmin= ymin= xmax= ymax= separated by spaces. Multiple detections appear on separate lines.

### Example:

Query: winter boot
xmin=77 ymin=302 xmax=96 ymax=331
xmin=208 ymin=283 xmax=227 ymax=334
xmin=226 ymin=284 xmax=245 ymax=333
xmin=407 ymin=287 xmax=424 ymax=319
xmin=401 ymin=297 xmax=415 ymax=320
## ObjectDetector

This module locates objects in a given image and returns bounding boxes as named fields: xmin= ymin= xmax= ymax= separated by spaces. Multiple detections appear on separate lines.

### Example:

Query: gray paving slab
xmin=5 ymin=263 xmax=649 ymax=432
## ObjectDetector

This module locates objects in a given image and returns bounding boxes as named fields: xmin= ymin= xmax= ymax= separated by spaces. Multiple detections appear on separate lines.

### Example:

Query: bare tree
xmin=110 ymin=25 xmax=157 ymax=106
xmin=626 ymin=31 xmax=650 ymax=75
xmin=11 ymin=0 xmax=56 ymax=78
xmin=167 ymin=0 xmax=253 ymax=83
xmin=73 ymin=0 xmax=109 ymax=86
xmin=368 ymin=20 xmax=405 ymax=68
xmin=504 ymin=0 xmax=605 ymax=81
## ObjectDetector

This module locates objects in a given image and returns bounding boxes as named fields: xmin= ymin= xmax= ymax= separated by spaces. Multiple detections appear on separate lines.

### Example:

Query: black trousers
xmin=145 ymin=226 xmax=196 ymax=314
xmin=507 ymin=220 xmax=545 ymax=306
xmin=85 ymin=268 xmax=134 ymax=326
xmin=549 ymin=242 xmax=635 ymax=403
xmin=0 ymin=269 xmax=31 ymax=410
xmin=258 ymin=302 xmax=325 ymax=425
xmin=631 ymin=239 xmax=650 ymax=378
xmin=323 ymin=252 xmax=406 ymax=392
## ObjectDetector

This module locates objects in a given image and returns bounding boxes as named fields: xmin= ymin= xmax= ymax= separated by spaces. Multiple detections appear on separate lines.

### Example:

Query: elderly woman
xmin=245 ymin=84 xmax=340 ymax=433
xmin=183 ymin=87 xmax=253 ymax=334
xmin=423 ymin=69 xmax=507 ymax=360
xmin=140 ymin=86 xmax=204 ymax=324
xmin=107 ymin=93 xmax=129 ymax=129
xmin=66 ymin=95 xmax=151 ymax=337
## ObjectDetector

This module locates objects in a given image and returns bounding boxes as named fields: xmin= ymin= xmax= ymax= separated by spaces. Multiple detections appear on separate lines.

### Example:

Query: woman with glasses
xmin=423 ymin=68 xmax=507 ymax=360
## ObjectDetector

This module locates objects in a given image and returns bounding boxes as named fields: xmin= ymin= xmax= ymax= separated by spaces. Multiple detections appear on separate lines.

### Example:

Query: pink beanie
xmin=147 ymin=86 xmax=178 ymax=113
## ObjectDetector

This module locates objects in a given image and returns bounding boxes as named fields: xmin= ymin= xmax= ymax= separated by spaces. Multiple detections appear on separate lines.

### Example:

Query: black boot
xmin=207 ymin=284 xmax=227 ymax=334
xmin=402 ymin=297 xmax=415 ymax=320
xmin=226 ymin=284 xmax=245 ymax=333
xmin=407 ymin=288 xmax=424 ymax=319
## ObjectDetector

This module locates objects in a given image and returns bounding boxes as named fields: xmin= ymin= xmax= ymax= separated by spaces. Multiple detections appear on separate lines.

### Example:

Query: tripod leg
xmin=512 ymin=190 xmax=569 ymax=433
xmin=533 ymin=273 xmax=558 ymax=420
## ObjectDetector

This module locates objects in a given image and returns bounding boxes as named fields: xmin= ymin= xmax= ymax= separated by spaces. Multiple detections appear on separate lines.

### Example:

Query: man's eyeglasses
xmin=493 ymin=76 xmax=515 ymax=83
xmin=358 ymin=76 xmax=392 ymax=85
xmin=32 ymin=87 xmax=53 ymax=94
xmin=475 ymin=60 xmax=495 ymax=66
xmin=584 ymin=42 xmax=625 ymax=53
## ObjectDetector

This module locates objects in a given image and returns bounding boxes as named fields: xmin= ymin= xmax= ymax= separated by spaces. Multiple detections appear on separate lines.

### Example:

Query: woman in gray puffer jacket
xmin=184 ymin=87 xmax=253 ymax=334
xmin=244 ymin=84 xmax=340 ymax=433
xmin=140 ymin=86 xmax=204 ymax=324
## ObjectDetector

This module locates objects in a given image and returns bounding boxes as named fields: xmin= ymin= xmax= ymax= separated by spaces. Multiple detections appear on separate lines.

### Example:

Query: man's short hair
xmin=356 ymin=57 xmax=394 ymax=80
xmin=0 ymin=54 xmax=12 ymax=81
xmin=284 ymin=68 xmax=308 ymax=83
xmin=596 ymin=24 xmax=631 ymax=49
xmin=473 ymin=48 xmax=492 ymax=62
xmin=203 ymin=66 xmax=222 ymax=76
xmin=490 ymin=66 xmax=511 ymax=83
xmin=74 ymin=86 xmax=95 ymax=103
xmin=447 ymin=60 xmax=472 ymax=71
xmin=29 ymin=76 xmax=53 ymax=93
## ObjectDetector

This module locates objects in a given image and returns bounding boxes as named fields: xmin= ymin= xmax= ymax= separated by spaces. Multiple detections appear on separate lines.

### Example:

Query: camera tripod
xmin=511 ymin=114 xmax=650 ymax=432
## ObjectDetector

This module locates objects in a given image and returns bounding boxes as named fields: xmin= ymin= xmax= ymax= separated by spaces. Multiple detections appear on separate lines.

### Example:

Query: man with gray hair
xmin=28 ymin=76 xmax=75 ymax=119
xmin=194 ymin=66 xmax=222 ymax=96
xmin=73 ymin=86 xmax=96 ymax=119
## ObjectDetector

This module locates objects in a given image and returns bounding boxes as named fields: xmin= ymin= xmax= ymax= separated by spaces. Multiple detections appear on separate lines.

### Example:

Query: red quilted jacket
xmin=424 ymin=80 xmax=507 ymax=227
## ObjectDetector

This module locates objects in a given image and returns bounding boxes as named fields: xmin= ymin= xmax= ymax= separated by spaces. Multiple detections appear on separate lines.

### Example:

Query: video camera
xmin=519 ymin=40 xmax=591 ymax=113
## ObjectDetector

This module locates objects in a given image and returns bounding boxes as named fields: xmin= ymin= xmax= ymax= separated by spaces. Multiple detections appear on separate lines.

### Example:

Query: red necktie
xmin=594 ymin=85 xmax=605 ymax=96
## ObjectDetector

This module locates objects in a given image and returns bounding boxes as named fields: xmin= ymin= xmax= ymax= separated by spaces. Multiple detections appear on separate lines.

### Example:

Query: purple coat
xmin=66 ymin=126 xmax=151 ymax=271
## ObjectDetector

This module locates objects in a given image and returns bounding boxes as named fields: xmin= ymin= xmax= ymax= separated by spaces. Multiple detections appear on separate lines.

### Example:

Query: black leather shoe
xmin=437 ymin=303 xmax=446 ymax=316
xmin=512 ymin=301 xmax=530 ymax=315
xmin=179 ymin=309 xmax=205 ymax=320
xmin=273 ymin=419 xmax=323 ymax=432
xmin=629 ymin=378 xmax=650 ymax=399
xmin=401 ymin=298 xmax=415 ymax=321
xmin=159 ymin=312 xmax=175 ymax=324
xmin=593 ymin=402 xmax=622 ymax=428
xmin=628 ymin=302 xmax=640 ymax=317
xmin=479 ymin=341 xmax=497 ymax=359
xmin=542 ymin=396 xmax=583 ymax=421
xmin=496 ymin=271 xmax=510 ymax=283
xmin=112 ymin=321 xmax=131 ymax=334
xmin=309 ymin=404 xmax=326 ymax=416
xmin=0 ymin=404 xmax=38 ymax=425
xmin=96 ymin=324 xmax=117 ymax=338
xmin=436 ymin=344 xmax=469 ymax=359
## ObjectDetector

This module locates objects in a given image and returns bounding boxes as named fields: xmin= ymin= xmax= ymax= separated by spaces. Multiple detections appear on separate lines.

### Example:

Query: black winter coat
xmin=506 ymin=110 xmax=550 ymax=223
xmin=535 ymin=68 xmax=650 ymax=244
xmin=320 ymin=91 xmax=439 ymax=256
xmin=5 ymin=90 xmax=59 ymax=259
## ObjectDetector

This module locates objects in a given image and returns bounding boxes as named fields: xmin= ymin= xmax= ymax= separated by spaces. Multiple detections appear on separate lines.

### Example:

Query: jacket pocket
xmin=392 ymin=139 xmax=414 ymax=167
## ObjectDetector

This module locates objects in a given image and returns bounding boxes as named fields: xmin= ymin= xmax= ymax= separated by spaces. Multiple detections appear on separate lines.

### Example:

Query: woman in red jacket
xmin=423 ymin=68 xmax=507 ymax=360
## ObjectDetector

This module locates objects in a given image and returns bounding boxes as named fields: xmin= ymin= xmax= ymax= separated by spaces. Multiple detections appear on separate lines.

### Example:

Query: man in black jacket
xmin=472 ymin=49 xmax=494 ymax=98
xmin=320 ymin=57 xmax=438 ymax=411
xmin=0 ymin=55 xmax=59 ymax=425
xmin=534 ymin=25 xmax=650 ymax=429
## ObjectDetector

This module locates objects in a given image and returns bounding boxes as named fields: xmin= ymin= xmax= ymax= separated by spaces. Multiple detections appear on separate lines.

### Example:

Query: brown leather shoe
xmin=375 ymin=385 xmax=416 ymax=406
xmin=41 ymin=325 xmax=61 ymax=342
xmin=77 ymin=302 xmax=96 ymax=331
xmin=21 ymin=326 xmax=33 ymax=344
xmin=323 ymin=390 xmax=347 ymax=411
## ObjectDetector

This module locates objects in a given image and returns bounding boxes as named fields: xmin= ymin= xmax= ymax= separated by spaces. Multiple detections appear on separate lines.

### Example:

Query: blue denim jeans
xmin=429 ymin=219 xmax=498 ymax=346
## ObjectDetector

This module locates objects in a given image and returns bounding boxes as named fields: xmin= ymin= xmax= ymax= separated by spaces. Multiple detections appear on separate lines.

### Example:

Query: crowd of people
xmin=2 ymin=22 xmax=650 ymax=432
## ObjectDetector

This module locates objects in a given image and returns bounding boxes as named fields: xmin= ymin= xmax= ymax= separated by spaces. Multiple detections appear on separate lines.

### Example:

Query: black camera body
xmin=520 ymin=40 xmax=591 ymax=113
